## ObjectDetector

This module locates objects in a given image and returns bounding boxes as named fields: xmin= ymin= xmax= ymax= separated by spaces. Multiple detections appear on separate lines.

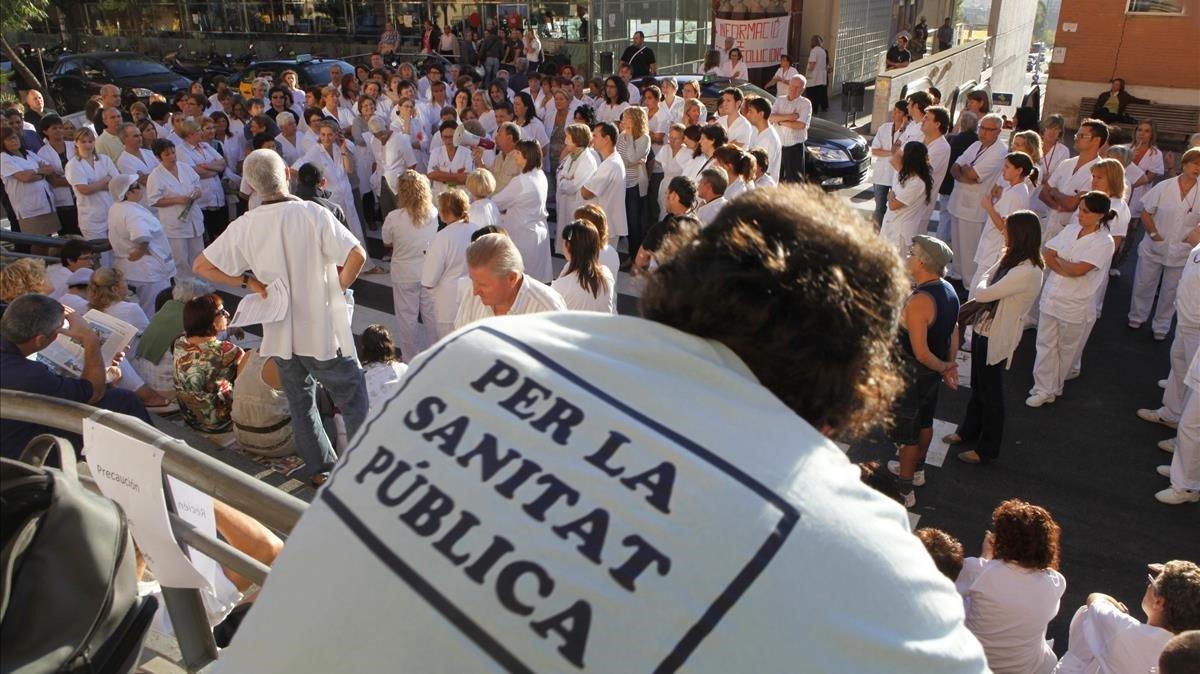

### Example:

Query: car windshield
xmin=302 ymin=62 xmax=353 ymax=87
xmin=105 ymin=58 xmax=172 ymax=79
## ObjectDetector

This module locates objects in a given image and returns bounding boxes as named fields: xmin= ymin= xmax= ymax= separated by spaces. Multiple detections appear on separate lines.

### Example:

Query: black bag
xmin=1 ymin=435 xmax=158 ymax=674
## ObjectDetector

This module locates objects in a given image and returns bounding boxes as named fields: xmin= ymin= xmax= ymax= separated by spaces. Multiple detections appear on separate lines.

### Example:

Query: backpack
xmin=1 ymin=435 xmax=158 ymax=674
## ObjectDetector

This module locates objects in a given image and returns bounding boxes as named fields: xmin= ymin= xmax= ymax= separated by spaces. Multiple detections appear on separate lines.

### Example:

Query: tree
xmin=0 ymin=0 xmax=51 ymax=91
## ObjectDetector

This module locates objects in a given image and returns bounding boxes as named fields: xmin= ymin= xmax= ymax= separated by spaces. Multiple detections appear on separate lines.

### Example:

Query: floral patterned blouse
xmin=173 ymin=336 xmax=244 ymax=433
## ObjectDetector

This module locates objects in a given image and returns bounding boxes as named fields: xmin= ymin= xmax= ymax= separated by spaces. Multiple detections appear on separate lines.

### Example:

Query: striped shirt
xmin=453 ymin=274 xmax=567 ymax=330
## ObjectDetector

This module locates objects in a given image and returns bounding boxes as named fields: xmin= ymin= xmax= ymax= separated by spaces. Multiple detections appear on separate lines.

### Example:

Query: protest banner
xmin=714 ymin=16 xmax=791 ymax=68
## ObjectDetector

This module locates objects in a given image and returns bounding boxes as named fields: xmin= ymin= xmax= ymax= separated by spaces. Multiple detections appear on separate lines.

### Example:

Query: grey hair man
xmin=453 ymin=233 xmax=565 ymax=329
xmin=192 ymin=148 xmax=369 ymax=487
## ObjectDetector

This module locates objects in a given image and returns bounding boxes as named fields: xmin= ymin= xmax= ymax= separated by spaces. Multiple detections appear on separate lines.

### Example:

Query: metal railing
xmin=1 ymin=390 xmax=308 ymax=671
xmin=0 ymin=230 xmax=112 ymax=252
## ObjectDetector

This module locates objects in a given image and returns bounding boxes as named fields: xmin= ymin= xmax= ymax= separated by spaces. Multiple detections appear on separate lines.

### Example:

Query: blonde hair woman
xmin=618 ymin=106 xmax=651 ymax=256
xmin=87 ymin=267 xmax=150 ymax=335
xmin=1128 ymin=119 xmax=1165 ymax=217
xmin=64 ymin=127 xmax=119 ymax=264
xmin=422 ymin=189 xmax=481 ymax=338
xmin=465 ymin=168 xmax=500 ymax=229
xmin=0 ymin=258 xmax=54 ymax=302
xmin=382 ymin=170 xmax=438 ymax=361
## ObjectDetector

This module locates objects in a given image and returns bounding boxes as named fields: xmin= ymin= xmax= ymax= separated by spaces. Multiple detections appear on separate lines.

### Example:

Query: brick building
xmin=1043 ymin=0 xmax=1200 ymax=126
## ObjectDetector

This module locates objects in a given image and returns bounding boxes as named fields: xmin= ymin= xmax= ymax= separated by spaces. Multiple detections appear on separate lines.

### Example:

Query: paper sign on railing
xmin=83 ymin=420 xmax=210 ymax=589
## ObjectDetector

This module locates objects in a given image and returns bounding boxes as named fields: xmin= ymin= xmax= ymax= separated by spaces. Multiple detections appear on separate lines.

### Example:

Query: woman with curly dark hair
xmin=955 ymin=499 xmax=1065 ymax=674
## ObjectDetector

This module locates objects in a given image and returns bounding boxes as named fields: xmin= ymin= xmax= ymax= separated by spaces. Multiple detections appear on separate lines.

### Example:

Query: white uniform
xmin=718 ymin=114 xmax=753 ymax=148
xmin=1168 ymin=347 xmax=1200 ymax=493
xmin=147 ymin=162 xmax=206 ymax=280
xmin=657 ymin=146 xmax=690 ymax=218
xmin=518 ymin=119 xmax=550 ymax=150
xmin=772 ymin=93 xmax=811 ymax=147
xmin=35 ymin=142 xmax=75 ymax=210
xmin=748 ymin=125 xmax=782 ymax=182
xmin=0 ymin=151 xmax=56 ymax=223
xmin=770 ymin=65 xmax=799 ymax=96
xmin=1044 ymin=156 xmax=1098 ymax=242
xmin=274 ymin=134 xmax=302 ymax=166
xmin=721 ymin=61 xmax=749 ymax=80
xmin=955 ymin=558 xmax=1064 ymax=674
xmin=1154 ymin=243 xmax=1200 ymax=428
xmin=922 ymin=135 xmax=952 ymax=241
xmin=426 ymin=144 xmax=474 ymax=200
xmin=807 ymin=45 xmax=829 ymax=86
xmin=116 ymin=149 xmax=160 ymax=211
xmin=107 ymin=200 xmax=175 ymax=317
xmin=696 ymin=196 xmax=728 ymax=226
xmin=420 ymin=218 xmax=482 ymax=339
xmin=294 ymin=142 xmax=366 ymax=249
xmin=177 ymin=141 xmax=226 ymax=212
xmin=583 ymin=151 xmax=628 ymax=241
xmin=948 ymin=140 xmax=1008 ymax=281
xmin=1030 ymin=141 xmax=1071 ymax=221
xmin=1127 ymin=145 xmax=1165 ymax=217
xmin=1031 ymin=224 xmax=1114 ymax=398
xmin=870 ymin=122 xmax=901 ymax=188
xmin=493 ymin=170 xmax=553 ymax=283
xmin=880 ymin=174 xmax=932 ymax=251
xmin=64 ymin=154 xmax=119 ymax=245
xmin=1129 ymin=176 xmax=1200 ymax=336
xmin=1054 ymin=598 xmax=1172 ymax=674
xmin=595 ymin=102 xmax=630 ymax=125
xmin=382 ymin=207 xmax=439 ymax=362
xmin=971 ymin=180 xmax=1032 ymax=296
xmin=556 ymin=149 xmax=598 ymax=234
xmin=552 ymin=267 xmax=616 ymax=313
xmin=468 ymin=198 xmax=500 ymax=230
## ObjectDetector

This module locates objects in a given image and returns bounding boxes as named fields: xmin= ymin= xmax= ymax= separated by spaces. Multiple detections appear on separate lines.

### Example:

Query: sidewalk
xmin=814 ymin=88 xmax=876 ymax=134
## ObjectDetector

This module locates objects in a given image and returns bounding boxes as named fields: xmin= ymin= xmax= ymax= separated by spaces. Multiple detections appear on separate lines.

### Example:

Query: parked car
xmin=670 ymin=75 xmax=871 ymax=189
xmin=48 ymin=52 xmax=192 ymax=114
xmin=232 ymin=56 xmax=356 ymax=98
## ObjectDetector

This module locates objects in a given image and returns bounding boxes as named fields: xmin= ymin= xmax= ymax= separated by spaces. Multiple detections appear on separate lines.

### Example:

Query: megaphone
xmin=454 ymin=123 xmax=495 ymax=150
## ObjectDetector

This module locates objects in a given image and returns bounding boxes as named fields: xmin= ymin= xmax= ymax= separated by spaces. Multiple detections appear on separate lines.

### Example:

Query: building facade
xmin=1044 ymin=0 xmax=1200 ymax=124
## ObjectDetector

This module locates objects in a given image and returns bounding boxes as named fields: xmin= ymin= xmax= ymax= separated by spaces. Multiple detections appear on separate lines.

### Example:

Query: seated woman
xmin=956 ymin=499 xmax=1066 ymax=674
xmin=360 ymin=324 xmax=408 ymax=418
xmin=132 ymin=279 xmax=214 ymax=400
xmin=231 ymin=347 xmax=293 ymax=457
xmin=173 ymin=293 xmax=246 ymax=434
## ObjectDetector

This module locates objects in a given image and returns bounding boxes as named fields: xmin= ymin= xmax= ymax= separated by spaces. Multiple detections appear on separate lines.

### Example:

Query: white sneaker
xmin=1129 ymin=320 xmax=1143 ymax=329
xmin=1026 ymin=392 xmax=1056 ymax=408
xmin=901 ymin=490 xmax=917 ymax=508
xmin=1157 ymin=465 xmax=1172 ymax=478
xmin=887 ymin=460 xmax=926 ymax=486
xmin=1158 ymin=438 xmax=1177 ymax=453
xmin=1137 ymin=408 xmax=1179 ymax=429
xmin=1155 ymin=487 xmax=1200 ymax=505
xmin=1109 ymin=268 xmax=1121 ymax=277
xmin=1154 ymin=332 xmax=1168 ymax=341
xmin=1066 ymin=370 xmax=1081 ymax=381
xmin=1158 ymin=379 xmax=1168 ymax=389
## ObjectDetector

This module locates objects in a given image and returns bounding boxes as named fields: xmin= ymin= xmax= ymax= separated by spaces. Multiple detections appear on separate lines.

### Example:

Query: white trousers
xmin=1170 ymin=384 xmax=1200 ymax=492
xmin=391 ymin=280 xmax=436 ymax=364
xmin=169 ymin=236 xmax=205 ymax=280
xmin=1158 ymin=322 xmax=1200 ymax=424
xmin=130 ymin=278 xmax=174 ymax=320
xmin=935 ymin=194 xmax=952 ymax=244
xmin=1128 ymin=255 xmax=1183 ymax=336
xmin=1032 ymin=313 xmax=1087 ymax=397
xmin=434 ymin=321 xmax=456 ymax=342
xmin=950 ymin=216 xmax=984 ymax=285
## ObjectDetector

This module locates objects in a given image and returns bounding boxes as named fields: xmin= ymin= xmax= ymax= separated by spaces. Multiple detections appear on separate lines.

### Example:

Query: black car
xmin=48 ymin=53 xmax=192 ymax=114
xmin=233 ymin=57 xmax=356 ymax=98
xmin=670 ymin=75 xmax=871 ymax=190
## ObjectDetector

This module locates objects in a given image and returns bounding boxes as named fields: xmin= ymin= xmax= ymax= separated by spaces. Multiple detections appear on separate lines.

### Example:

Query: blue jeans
xmin=872 ymin=184 xmax=889 ymax=227
xmin=484 ymin=57 xmax=500 ymax=86
xmin=274 ymin=354 xmax=368 ymax=478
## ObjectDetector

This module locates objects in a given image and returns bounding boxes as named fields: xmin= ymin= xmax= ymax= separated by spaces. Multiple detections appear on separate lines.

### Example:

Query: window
xmin=1126 ymin=0 xmax=1185 ymax=14
xmin=104 ymin=58 xmax=172 ymax=79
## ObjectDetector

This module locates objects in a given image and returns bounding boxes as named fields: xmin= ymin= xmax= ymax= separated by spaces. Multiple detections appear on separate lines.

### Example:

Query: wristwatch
xmin=241 ymin=273 xmax=250 ymax=289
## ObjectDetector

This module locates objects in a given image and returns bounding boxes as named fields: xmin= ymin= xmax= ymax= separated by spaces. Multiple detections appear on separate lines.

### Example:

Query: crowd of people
xmin=1 ymin=44 xmax=1198 ymax=672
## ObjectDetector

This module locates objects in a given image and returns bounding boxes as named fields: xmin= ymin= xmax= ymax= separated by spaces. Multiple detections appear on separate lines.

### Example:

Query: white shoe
xmin=1154 ymin=332 xmax=1168 ymax=341
xmin=901 ymin=490 xmax=917 ymax=508
xmin=1158 ymin=438 xmax=1177 ymax=453
xmin=1157 ymin=465 xmax=1172 ymax=478
xmin=1137 ymin=408 xmax=1179 ymax=429
xmin=1066 ymin=370 xmax=1081 ymax=381
xmin=1109 ymin=268 xmax=1121 ymax=277
xmin=1129 ymin=320 xmax=1143 ymax=329
xmin=1158 ymin=379 xmax=1168 ymax=389
xmin=887 ymin=460 xmax=926 ymax=486
xmin=1026 ymin=392 xmax=1056 ymax=408
xmin=1155 ymin=487 xmax=1200 ymax=505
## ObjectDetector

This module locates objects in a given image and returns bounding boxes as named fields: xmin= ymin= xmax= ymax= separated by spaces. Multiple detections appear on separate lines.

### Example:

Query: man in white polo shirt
xmin=214 ymin=186 xmax=989 ymax=674
xmin=194 ymin=148 xmax=368 ymax=487
xmin=580 ymin=122 xmax=627 ymax=248
xmin=716 ymin=88 xmax=753 ymax=148
xmin=769 ymin=74 xmax=812 ymax=183
xmin=1040 ymin=118 xmax=1106 ymax=242
xmin=454 ymin=233 xmax=565 ymax=329
xmin=946 ymin=113 xmax=1007 ymax=281
xmin=744 ymin=97 xmax=781 ymax=183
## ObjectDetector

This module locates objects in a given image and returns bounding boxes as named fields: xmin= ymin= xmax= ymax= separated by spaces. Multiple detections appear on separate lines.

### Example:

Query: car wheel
xmin=53 ymin=92 xmax=71 ymax=115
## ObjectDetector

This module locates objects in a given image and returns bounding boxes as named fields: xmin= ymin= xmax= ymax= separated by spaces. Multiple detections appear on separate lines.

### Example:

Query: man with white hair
xmin=453 ymin=233 xmax=565 ymax=329
xmin=769 ymin=74 xmax=811 ymax=183
xmin=193 ymin=148 xmax=369 ymax=487
xmin=273 ymin=112 xmax=302 ymax=165
xmin=946 ymin=112 xmax=1006 ymax=282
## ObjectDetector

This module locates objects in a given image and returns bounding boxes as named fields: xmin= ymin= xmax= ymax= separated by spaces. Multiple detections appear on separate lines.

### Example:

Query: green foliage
xmin=0 ymin=0 xmax=51 ymax=33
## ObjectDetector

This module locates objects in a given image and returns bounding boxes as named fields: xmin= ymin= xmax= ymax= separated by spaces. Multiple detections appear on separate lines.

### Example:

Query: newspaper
xmin=228 ymin=278 xmax=290 ymax=328
xmin=37 ymin=310 xmax=137 ymax=378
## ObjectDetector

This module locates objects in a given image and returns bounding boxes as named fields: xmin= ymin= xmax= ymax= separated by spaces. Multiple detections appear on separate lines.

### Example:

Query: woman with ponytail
xmin=1026 ymin=191 xmax=1116 ymax=408
xmin=974 ymin=152 xmax=1037 ymax=294
xmin=880 ymin=141 xmax=934 ymax=251
xmin=948 ymin=211 xmax=1045 ymax=464
xmin=551 ymin=219 xmax=615 ymax=313
xmin=713 ymin=145 xmax=756 ymax=199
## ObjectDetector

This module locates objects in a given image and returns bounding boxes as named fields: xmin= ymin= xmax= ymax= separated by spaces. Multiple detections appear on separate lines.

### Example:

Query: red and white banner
xmin=714 ymin=16 xmax=791 ymax=68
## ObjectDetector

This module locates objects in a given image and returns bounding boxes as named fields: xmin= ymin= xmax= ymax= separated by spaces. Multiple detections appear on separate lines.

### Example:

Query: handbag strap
xmin=19 ymin=434 xmax=79 ymax=484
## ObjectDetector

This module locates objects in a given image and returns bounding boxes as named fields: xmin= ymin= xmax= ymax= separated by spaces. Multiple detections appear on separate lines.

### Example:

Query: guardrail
xmin=0 ymin=390 xmax=308 ymax=671
xmin=0 ymin=230 xmax=112 ymax=252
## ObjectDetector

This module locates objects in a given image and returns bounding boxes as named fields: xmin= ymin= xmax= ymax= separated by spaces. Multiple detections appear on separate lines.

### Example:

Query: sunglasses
xmin=217 ymin=307 xmax=230 ymax=318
